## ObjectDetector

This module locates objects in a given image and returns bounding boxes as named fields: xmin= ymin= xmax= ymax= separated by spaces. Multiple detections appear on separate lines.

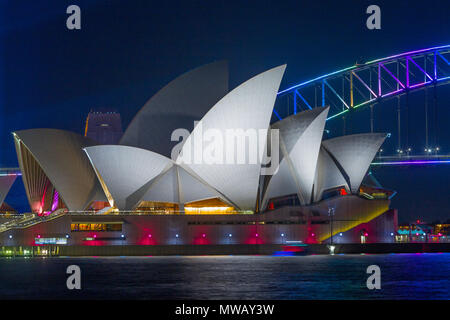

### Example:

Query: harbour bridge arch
xmin=274 ymin=45 xmax=450 ymax=165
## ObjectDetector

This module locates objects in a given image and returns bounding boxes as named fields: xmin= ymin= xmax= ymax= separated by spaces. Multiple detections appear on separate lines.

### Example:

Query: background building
xmin=84 ymin=109 xmax=123 ymax=145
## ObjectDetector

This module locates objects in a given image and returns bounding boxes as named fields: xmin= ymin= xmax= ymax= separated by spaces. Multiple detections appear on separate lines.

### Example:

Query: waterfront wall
xmin=0 ymin=196 xmax=395 ymax=246
xmin=1 ymin=243 xmax=450 ymax=257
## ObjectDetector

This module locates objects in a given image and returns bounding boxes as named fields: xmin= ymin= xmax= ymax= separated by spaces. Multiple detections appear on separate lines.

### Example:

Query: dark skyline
xmin=1 ymin=0 xmax=449 ymax=222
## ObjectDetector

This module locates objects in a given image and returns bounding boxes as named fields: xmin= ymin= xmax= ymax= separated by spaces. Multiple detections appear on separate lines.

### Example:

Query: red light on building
xmin=340 ymin=188 xmax=347 ymax=196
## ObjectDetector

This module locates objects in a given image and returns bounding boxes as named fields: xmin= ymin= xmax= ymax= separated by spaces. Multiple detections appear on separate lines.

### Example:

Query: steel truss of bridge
xmin=371 ymin=154 xmax=450 ymax=166
xmin=275 ymin=45 xmax=450 ymax=121
xmin=275 ymin=45 xmax=450 ymax=165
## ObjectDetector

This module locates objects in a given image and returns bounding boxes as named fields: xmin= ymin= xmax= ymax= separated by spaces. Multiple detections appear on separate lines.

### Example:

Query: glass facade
xmin=70 ymin=223 xmax=122 ymax=232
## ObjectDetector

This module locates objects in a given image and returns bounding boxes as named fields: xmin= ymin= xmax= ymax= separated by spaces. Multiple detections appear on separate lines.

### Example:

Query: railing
xmin=0 ymin=209 xmax=66 ymax=233
xmin=66 ymin=210 xmax=254 ymax=216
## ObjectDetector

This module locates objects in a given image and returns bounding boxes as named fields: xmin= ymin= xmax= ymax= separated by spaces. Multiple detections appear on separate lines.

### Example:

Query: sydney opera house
xmin=0 ymin=61 xmax=397 ymax=253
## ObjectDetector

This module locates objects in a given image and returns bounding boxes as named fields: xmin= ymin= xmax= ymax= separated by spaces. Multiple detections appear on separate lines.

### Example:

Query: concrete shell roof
xmin=313 ymin=146 xmax=350 ymax=202
xmin=262 ymin=107 xmax=329 ymax=207
xmin=321 ymin=133 xmax=387 ymax=193
xmin=84 ymin=145 xmax=173 ymax=210
xmin=177 ymin=65 xmax=286 ymax=211
xmin=120 ymin=61 xmax=229 ymax=158
xmin=0 ymin=175 xmax=16 ymax=207
xmin=14 ymin=129 xmax=107 ymax=211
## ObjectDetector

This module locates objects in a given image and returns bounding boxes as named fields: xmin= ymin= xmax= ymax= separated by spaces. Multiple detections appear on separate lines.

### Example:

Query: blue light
xmin=228 ymin=233 xmax=232 ymax=237
xmin=273 ymin=109 xmax=282 ymax=121
xmin=8 ymin=235 xmax=12 ymax=239
xmin=121 ymin=234 xmax=125 ymax=238
xmin=281 ymin=233 xmax=285 ymax=237
xmin=176 ymin=234 xmax=179 ymax=238
xmin=339 ymin=233 xmax=343 ymax=236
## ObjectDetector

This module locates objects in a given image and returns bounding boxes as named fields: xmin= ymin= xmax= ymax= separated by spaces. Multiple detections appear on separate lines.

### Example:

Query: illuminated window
xmin=70 ymin=223 xmax=122 ymax=232
xmin=35 ymin=237 xmax=67 ymax=245
xmin=136 ymin=201 xmax=180 ymax=214
xmin=184 ymin=198 xmax=238 ymax=215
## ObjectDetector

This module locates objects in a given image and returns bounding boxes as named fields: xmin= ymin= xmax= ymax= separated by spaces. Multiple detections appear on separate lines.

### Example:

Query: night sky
xmin=1 ymin=0 xmax=449 ymax=223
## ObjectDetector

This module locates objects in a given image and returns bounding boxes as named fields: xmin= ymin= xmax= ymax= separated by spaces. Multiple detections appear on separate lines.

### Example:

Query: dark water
xmin=0 ymin=253 xmax=449 ymax=300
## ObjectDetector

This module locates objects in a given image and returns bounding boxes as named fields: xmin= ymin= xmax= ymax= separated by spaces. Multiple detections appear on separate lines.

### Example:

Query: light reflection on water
xmin=0 ymin=253 xmax=449 ymax=299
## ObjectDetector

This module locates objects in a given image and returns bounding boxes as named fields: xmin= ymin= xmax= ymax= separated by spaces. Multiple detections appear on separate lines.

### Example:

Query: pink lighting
xmin=148 ymin=234 xmax=152 ymax=238
xmin=51 ymin=190 xmax=59 ymax=212
xmin=202 ymin=233 xmax=206 ymax=238
xmin=37 ymin=234 xmax=41 ymax=238
xmin=93 ymin=234 xmax=97 ymax=238
xmin=255 ymin=233 xmax=259 ymax=237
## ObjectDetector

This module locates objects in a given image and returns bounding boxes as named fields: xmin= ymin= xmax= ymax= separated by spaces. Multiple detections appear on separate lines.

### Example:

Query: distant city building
xmin=84 ymin=110 xmax=123 ymax=145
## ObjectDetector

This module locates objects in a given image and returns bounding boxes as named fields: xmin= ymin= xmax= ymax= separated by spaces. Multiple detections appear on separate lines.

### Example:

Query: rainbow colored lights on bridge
xmin=275 ymin=45 xmax=450 ymax=122
xmin=371 ymin=160 xmax=450 ymax=166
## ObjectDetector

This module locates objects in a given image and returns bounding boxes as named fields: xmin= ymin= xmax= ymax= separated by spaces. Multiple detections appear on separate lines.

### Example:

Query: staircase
xmin=0 ymin=209 xmax=67 ymax=233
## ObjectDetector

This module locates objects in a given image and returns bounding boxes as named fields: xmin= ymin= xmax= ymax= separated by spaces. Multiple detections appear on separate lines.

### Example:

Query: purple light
xmin=407 ymin=56 xmax=434 ymax=81
xmin=352 ymin=71 xmax=378 ymax=98
xmin=406 ymin=58 xmax=410 ymax=88
xmin=372 ymin=160 xmax=450 ymax=166
xmin=51 ymin=190 xmax=59 ymax=212
xmin=278 ymin=45 xmax=450 ymax=95
xmin=380 ymin=63 xmax=405 ymax=89
xmin=381 ymin=89 xmax=403 ymax=98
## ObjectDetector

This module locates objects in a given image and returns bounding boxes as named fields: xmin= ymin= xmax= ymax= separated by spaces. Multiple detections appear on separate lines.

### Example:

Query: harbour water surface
xmin=0 ymin=253 xmax=449 ymax=299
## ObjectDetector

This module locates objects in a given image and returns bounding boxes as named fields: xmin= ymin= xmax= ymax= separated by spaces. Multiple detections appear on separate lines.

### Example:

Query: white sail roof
xmin=84 ymin=145 xmax=173 ymax=210
xmin=120 ymin=61 xmax=228 ymax=158
xmin=262 ymin=107 xmax=329 ymax=207
xmin=0 ymin=175 xmax=16 ymax=207
xmin=313 ymin=146 xmax=350 ymax=202
xmin=14 ymin=129 xmax=107 ymax=211
xmin=177 ymin=65 xmax=286 ymax=210
xmin=321 ymin=133 xmax=387 ymax=193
